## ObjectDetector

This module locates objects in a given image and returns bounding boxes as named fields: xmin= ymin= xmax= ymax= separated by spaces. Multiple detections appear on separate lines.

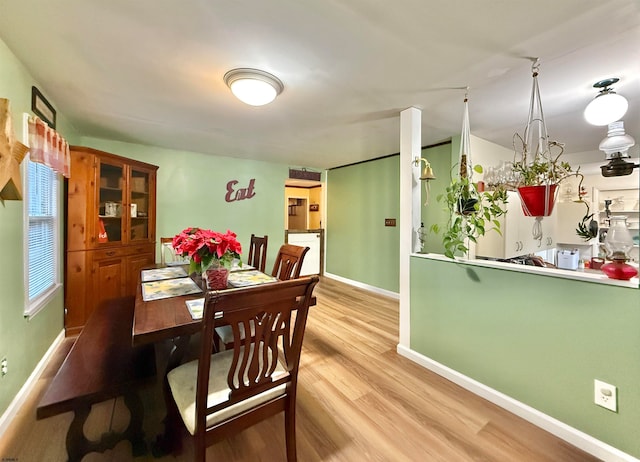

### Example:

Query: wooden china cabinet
xmin=65 ymin=146 xmax=158 ymax=335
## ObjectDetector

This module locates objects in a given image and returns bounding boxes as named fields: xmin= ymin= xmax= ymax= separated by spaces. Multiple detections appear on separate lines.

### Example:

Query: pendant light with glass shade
xmin=584 ymin=78 xmax=628 ymax=126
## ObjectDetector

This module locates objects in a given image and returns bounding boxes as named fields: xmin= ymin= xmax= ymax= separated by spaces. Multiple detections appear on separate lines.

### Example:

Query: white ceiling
xmin=1 ymin=0 xmax=638 ymax=170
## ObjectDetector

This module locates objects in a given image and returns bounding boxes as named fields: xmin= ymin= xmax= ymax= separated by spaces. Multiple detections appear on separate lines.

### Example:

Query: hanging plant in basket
xmin=431 ymin=91 xmax=508 ymax=259
xmin=432 ymin=164 xmax=508 ymax=259
xmin=511 ymin=59 xmax=576 ymax=217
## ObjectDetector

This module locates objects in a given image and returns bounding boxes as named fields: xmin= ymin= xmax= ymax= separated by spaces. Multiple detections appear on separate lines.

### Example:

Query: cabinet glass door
xmin=98 ymin=161 xmax=124 ymax=243
xmin=129 ymin=168 xmax=150 ymax=242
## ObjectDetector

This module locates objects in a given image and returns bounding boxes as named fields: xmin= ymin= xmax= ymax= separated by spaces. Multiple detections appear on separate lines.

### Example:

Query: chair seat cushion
xmin=167 ymin=348 xmax=288 ymax=435
xmin=215 ymin=323 xmax=253 ymax=345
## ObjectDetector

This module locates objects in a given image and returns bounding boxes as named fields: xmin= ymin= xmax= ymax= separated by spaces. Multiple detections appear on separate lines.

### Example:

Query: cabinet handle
xmin=105 ymin=251 xmax=116 ymax=256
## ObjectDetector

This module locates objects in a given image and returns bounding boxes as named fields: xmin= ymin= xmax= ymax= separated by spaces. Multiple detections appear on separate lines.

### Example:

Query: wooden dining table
xmin=132 ymin=265 xmax=211 ymax=370
xmin=132 ymin=264 xmax=316 ymax=369
xmin=132 ymin=272 xmax=202 ymax=347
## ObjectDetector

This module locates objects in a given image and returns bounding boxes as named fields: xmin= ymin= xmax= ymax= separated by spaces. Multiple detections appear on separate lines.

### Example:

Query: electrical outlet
xmin=1 ymin=357 xmax=7 ymax=377
xmin=594 ymin=379 xmax=617 ymax=412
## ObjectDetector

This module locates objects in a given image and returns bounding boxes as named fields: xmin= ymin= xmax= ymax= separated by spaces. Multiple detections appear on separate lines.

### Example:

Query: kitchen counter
xmin=412 ymin=252 xmax=639 ymax=289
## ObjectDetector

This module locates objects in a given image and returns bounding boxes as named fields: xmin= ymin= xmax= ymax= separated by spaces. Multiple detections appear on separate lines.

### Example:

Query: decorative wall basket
xmin=12 ymin=142 xmax=29 ymax=164
xmin=517 ymin=185 xmax=557 ymax=217
xmin=0 ymin=98 xmax=28 ymax=200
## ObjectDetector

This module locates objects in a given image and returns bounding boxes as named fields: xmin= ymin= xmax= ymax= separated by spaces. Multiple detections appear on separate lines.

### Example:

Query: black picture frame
xmin=31 ymin=86 xmax=56 ymax=129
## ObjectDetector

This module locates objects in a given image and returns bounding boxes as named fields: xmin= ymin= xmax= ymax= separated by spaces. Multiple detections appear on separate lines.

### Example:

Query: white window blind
xmin=25 ymin=159 xmax=59 ymax=315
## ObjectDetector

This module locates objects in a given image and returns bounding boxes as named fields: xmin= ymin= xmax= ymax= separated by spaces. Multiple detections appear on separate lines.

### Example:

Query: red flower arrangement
xmin=172 ymin=227 xmax=242 ymax=275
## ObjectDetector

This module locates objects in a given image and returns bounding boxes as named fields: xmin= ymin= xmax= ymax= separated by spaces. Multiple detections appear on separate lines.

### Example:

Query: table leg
xmin=65 ymin=393 xmax=147 ymax=461
xmin=166 ymin=335 xmax=191 ymax=372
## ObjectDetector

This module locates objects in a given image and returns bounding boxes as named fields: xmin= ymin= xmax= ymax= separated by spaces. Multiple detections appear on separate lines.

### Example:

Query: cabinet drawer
xmin=92 ymin=247 xmax=129 ymax=260
xmin=92 ymin=244 xmax=153 ymax=260
xmin=127 ymin=244 xmax=154 ymax=255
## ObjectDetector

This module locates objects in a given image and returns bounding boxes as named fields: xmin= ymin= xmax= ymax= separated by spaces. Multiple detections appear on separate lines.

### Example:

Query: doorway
xmin=287 ymin=197 xmax=307 ymax=230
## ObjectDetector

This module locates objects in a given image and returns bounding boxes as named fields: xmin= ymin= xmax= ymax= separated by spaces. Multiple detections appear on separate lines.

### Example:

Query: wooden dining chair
xmin=214 ymin=244 xmax=310 ymax=351
xmin=271 ymin=244 xmax=310 ymax=281
xmin=160 ymin=237 xmax=181 ymax=265
xmin=247 ymin=234 xmax=268 ymax=272
xmin=165 ymin=276 xmax=319 ymax=462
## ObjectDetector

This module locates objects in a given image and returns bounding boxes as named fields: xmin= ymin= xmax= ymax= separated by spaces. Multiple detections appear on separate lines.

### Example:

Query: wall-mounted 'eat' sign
xmin=225 ymin=179 xmax=256 ymax=202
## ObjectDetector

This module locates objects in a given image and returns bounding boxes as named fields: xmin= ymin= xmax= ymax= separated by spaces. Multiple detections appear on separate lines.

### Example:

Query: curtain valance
xmin=27 ymin=115 xmax=70 ymax=178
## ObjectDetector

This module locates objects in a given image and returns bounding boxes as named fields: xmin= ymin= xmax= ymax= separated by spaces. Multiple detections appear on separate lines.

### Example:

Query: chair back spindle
xmin=160 ymin=237 xmax=188 ymax=265
xmin=247 ymin=234 xmax=268 ymax=272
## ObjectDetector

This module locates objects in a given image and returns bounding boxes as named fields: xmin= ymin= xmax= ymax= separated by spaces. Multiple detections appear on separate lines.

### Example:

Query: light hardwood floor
xmin=0 ymin=278 xmax=600 ymax=461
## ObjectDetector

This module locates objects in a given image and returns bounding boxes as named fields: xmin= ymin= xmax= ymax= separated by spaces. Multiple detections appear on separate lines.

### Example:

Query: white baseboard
xmin=323 ymin=272 xmax=400 ymax=300
xmin=396 ymin=344 xmax=639 ymax=462
xmin=0 ymin=330 xmax=65 ymax=439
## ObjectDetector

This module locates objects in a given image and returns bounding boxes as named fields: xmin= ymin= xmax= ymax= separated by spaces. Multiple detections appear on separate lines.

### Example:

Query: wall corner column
xmin=399 ymin=107 xmax=421 ymax=349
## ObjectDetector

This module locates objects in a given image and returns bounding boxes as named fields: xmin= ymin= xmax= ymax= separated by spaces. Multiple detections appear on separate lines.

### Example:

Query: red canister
xmin=590 ymin=257 xmax=605 ymax=270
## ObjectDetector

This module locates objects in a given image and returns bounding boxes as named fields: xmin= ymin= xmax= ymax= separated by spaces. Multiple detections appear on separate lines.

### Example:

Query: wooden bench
xmin=37 ymin=296 xmax=156 ymax=462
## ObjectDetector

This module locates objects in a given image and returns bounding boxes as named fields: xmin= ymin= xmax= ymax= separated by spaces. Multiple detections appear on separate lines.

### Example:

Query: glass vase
xmin=203 ymin=261 xmax=230 ymax=290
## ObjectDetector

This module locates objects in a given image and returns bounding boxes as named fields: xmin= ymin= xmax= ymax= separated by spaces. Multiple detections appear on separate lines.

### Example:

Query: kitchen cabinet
xmin=65 ymin=146 xmax=158 ymax=335
xmin=476 ymin=191 xmax=556 ymax=259
xmin=555 ymin=201 xmax=596 ymax=246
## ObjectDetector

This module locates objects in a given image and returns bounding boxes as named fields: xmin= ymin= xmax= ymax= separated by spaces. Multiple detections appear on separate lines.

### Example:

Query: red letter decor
xmin=225 ymin=179 xmax=256 ymax=202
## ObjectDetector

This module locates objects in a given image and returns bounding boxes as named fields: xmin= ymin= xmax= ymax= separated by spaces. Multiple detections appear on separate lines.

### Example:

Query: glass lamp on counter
xmin=601 ymin=216 xmax=638 ymax=280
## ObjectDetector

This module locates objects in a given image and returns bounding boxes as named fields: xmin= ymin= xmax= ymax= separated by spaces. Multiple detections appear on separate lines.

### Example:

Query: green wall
xmin=80 ymin=137 xmax=289 ymax=272
xmin=410 ymin=256 xmax=640 ymax=458
xmin=0 ymin=36 xmax=291 ymax=419
xmin=326 ymin=155 xmax=400 ymax=293
xmin=4 ymin=30 xmax=639 ymax=460
xmin=420 ymin=142 xmax=453 ymax=255
xmin=0 ymin=38 xmax=81 ymax=415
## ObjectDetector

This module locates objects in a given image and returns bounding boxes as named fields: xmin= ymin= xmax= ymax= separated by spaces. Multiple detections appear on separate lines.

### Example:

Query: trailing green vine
xmin=430 ymin=165 xmax=508 ymax=259
xmin=575 ymin=201 xmax=599 ymax=241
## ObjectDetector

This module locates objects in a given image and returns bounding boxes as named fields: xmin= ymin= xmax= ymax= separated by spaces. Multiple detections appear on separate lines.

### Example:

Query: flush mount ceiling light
xmin=584 ymin=78 xmax=628 ymax=126
xmin=223 ymin=68 xmax=284 ymax=106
